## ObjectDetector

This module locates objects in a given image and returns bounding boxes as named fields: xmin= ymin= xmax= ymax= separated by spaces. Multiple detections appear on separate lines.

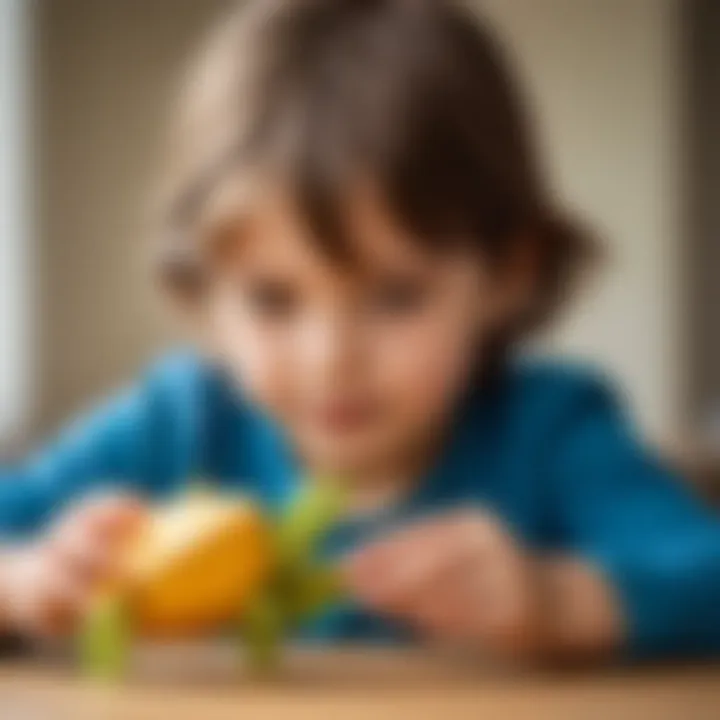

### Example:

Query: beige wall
xmin=34 ymin=0 xmax=683 ymax=442
xmin=0 ymin=0 xmax=31 ymax=446
xmin=480 ymin=0 xmax=683 ymax=442
xmin=37 ymin=0 xmax=230 ymax=436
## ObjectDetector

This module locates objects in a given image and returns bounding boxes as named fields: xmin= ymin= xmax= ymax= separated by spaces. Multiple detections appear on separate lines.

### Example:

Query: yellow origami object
xmin=79 ymin=481 xmax=344 ymax=679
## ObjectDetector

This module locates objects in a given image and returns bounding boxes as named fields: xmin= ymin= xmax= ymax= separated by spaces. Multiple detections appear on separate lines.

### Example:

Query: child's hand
xmin=343 ymin=511 xmax=543 ymax=660
xmin=0 ymin=494 xmax=145 ymax=637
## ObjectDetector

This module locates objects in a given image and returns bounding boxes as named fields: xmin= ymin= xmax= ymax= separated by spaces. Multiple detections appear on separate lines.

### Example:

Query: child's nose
xmin=297 ymin=314 xmax=360 ymax=383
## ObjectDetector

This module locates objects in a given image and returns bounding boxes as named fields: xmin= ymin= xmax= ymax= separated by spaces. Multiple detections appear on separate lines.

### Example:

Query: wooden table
xmin=1 ymin=646 xmax=719 ymax=720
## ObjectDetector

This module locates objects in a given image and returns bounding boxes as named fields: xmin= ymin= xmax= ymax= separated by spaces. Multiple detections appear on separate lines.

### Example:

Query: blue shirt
xmin=2 ymin=352 xmax=720 ymax=656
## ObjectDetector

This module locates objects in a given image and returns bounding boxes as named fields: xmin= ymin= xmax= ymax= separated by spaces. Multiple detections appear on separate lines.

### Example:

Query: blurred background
xmin=0 ymin=0 xmax=717 ymax=482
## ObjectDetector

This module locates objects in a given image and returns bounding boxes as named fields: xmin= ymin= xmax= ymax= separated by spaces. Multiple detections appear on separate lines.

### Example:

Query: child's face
xmin=208 ymin=189 xmax=513 ymax=477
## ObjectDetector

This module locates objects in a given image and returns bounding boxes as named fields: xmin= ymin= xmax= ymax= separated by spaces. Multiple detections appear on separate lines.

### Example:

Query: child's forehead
xmin=222 ymin=182 xmax=463 ymax=277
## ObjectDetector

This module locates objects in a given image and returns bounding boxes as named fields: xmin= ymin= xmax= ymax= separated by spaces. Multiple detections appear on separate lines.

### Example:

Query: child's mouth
xmin=311 ymin=400 xmax=379 ymax=433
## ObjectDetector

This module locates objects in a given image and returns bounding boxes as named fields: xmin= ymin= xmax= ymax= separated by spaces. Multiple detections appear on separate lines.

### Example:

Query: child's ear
xmin=484 ymin=232 xmax=540 ymax=327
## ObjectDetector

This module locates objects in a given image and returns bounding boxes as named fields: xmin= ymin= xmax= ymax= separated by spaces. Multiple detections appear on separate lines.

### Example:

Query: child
xmin=1 ymin=0 xmax=720 ymax=663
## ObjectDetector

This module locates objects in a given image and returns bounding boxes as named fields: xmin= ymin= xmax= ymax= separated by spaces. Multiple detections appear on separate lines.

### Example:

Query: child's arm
xmin=0 ymin=495 xmax=144 ymax=636
xmin=0 ymin=353 xmax=204 ymax=635
xmin=0 ymin=389 xmax=150 ymax=636
xmin=546 ymin=373 xmax=720 ymax=658
xmin=0 ymin=389 xmax=148 ymax=540
xmin=343 ymin=510 xmax=623 ymax=663
xmin=343 ymin=373 xmax=720 ymax=663
xmin=0 ymin=353 xmax=203 ymax=540
xmin=544 ymin=376 xmax=720 ymax=657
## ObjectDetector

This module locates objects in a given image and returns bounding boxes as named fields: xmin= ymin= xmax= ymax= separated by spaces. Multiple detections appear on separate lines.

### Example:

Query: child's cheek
xmin=370 ymin=314 xmax=479 ymax=417
xmin=212 ymin=306 xmax=291 ymax=410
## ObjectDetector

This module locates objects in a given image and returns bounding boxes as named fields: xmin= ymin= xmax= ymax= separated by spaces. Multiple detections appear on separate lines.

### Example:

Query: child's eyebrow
xmin=349 ymin=261 xmax=439 ymax=288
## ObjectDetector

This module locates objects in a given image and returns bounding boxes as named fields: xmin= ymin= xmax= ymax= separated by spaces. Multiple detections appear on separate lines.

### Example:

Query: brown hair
xmin=158 ymin=0 xmax=595 ymax=336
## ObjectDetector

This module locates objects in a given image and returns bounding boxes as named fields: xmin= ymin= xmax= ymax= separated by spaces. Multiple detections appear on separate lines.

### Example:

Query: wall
xmin=686 ymin=0 xmax=720 ymax=442
xmin=480 ymin=0 xmax=683 ymax=442
xmin=36 ymin=0 xmax=230 ymax=437
xmin=33 ymin=0 xmax=683 ymax=443
xmin=0 ymin=0 xmax=31 ymax=447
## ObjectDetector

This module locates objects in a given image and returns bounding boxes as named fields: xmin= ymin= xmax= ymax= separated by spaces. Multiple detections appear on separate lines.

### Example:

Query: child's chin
xmin=299 ymin=426 xmax=394 ymax=474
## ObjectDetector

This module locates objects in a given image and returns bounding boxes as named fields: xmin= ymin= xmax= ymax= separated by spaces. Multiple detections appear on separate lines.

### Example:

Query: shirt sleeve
xmin=547 ymin=373 xmax=720 ymax=657
xmin=0 ymin=353 xmax=205 ymax=540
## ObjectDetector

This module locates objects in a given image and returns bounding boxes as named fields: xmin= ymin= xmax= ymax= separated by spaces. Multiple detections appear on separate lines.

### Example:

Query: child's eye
xmin=242 ymin=281 xmax=298 ymax=319
xmin=366 ymin=279 xmax=430 ymax=316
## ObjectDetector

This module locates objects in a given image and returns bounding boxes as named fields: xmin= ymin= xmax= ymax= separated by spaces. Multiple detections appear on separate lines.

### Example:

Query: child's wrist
xmin=536 ymin=558 xmax=624 ymax=663
xmin=0 ymin=551 xmax=31 ymax=656
xmin=0 ymin=545 xmax=36 ymax=636
xmin=0 ymin=548 xmax=19 ymax=633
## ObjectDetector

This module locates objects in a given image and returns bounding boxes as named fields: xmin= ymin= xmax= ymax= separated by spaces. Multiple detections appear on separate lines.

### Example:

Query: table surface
xmin=1 ymin=646 xmax=719 ymax=720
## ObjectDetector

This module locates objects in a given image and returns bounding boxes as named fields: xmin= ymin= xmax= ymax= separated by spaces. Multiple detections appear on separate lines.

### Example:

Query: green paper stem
xmin=241 ymin=591 xmax=286 ymax=673
xmin=78 ymin=595 xmax=131 ymax=681
xmin=289 ymin=564 xmax=344 ymax=621
xmin=275 ymin=480 xmax=345 ymax=569
xmin=240 ymin=480 xmax=346 ymax=673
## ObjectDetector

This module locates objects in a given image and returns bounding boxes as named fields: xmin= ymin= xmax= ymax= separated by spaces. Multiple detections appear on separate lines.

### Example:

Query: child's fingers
xmin=361 ymin=552 xmax=490 ymax=643
xmin=37 ymin=564 xmax=91 ymax=636
xmin=77 ymin=494 xmax=147 ymax=541
xmin=9 ymin=555 xmax=89 ymax=637
xmin=343 ymin=525 xmax=464 ymax=610
xmin=403 ymin=550 xmax=535 ymax=650
xmin=51 ymin=495 xmax=146 ymax=580
xmin=52 ymin=497 xmax=145 ymax=585
xmin=50 ymin=527 xmax=116 ymax=586
xmin=344 ymin=519 xmax=449 ymax=584
xmin=346 ymin=511 xmax=501 ymax=587
xmin=401 ymin=561 xmax=476 ymax=638
xmin=343 ymin=512 xmax=516 ymax=631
